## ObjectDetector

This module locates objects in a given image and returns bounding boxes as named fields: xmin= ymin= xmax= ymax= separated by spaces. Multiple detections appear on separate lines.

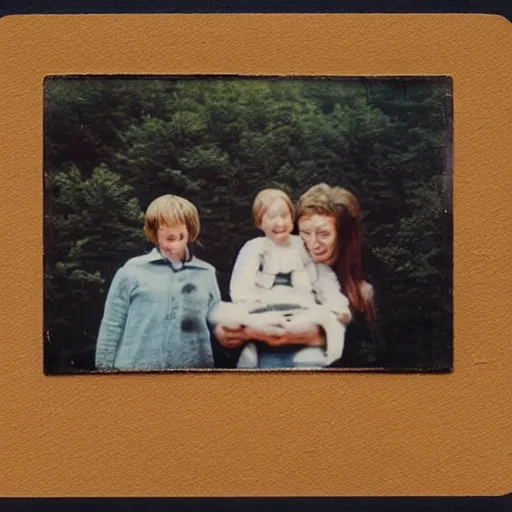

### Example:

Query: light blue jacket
xmin=95 ymin=248 xmax=221 ymax=370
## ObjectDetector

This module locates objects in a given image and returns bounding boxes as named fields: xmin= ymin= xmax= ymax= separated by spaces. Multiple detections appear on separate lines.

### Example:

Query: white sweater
xmin=229 ymin=236 xmax=349 ymax=314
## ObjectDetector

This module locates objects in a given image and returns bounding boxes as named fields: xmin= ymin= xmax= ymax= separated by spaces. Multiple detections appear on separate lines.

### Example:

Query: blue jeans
xmin=257 ymin=344 xmax=305 ymax=369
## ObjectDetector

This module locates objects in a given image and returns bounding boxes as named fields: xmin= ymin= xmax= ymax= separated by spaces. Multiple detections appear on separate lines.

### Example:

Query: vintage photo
xmin=43 ymin=75 xmax=453 ymax=373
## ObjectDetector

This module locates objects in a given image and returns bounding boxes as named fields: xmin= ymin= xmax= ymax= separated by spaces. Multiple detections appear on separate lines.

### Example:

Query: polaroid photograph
xmin=43 ymin=75 xmax=453 ymax=374
xmin=1 ymin=13 xmax=510 ymax=499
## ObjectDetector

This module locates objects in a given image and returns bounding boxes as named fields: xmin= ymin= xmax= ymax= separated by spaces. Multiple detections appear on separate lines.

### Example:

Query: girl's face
xmin=298 ymin=214 xmax=338 ymax=266
xmin=157 ymin=223 xmax=189 ymax=262
xmin=260 ymin=198 xmax=294 ymax=246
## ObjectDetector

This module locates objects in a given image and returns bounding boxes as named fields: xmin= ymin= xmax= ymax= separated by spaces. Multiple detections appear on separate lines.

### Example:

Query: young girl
xmin=209 ymin=189 xmax=351 ymax=369
xmin=95 ymin=194 xmax=221 ymax=371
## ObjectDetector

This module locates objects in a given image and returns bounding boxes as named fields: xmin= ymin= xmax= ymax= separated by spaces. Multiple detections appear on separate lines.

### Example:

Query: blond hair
xmin=296 ymin=183 xmax=360 ymax=221
xmin=252 ymin=188 xmax=295 ymax=228
xmin=144 ymin=194 xmax=200 ymax=245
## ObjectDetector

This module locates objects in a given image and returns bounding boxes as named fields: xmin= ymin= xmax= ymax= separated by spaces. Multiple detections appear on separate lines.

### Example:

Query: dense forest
xmin=43 ymin=76 xmax=453 ymax=373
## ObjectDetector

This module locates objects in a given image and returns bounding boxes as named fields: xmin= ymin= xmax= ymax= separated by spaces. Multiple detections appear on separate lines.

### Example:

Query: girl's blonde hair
xmin=144 ymin=194 xmax=200 ymax=245
xmin=252 ymin=188 xmax=295 ymax=227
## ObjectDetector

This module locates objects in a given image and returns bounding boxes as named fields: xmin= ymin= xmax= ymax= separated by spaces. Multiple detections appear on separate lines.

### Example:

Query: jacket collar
xmin=141 ymin=247 xmax=211 ymax=270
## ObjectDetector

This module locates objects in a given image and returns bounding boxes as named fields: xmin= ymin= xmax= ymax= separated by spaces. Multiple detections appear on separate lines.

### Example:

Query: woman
xmin=295 ymin=183 xmax=381 ymax=366
xmin=214 ymin=183 xmax=381 ymax=367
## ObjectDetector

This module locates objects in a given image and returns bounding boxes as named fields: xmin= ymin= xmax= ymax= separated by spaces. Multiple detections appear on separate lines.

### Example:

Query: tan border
xmin=0 ymin=14 xmax=510 ymax=497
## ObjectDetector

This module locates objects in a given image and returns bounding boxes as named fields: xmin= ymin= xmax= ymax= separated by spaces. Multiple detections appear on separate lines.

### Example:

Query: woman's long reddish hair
xmin=296 ymin=183 xmax=376 ymax=321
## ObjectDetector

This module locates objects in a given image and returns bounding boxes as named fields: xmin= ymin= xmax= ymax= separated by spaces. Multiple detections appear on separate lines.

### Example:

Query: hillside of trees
xmin=43 ymin=76 xmax=453 ymax=373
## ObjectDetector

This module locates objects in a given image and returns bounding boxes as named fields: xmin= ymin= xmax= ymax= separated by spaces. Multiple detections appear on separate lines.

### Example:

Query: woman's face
xmin=298 ymin=214 xmax=338 ymax=266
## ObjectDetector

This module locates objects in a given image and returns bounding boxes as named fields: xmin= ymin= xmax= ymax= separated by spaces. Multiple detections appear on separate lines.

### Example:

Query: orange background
xmin=0 ymin=14 xmax=510 ymax=497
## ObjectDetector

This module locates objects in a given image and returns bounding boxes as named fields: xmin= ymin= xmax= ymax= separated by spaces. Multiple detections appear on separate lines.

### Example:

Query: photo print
xmin=43 ymin=75 xmax=453 ymax=374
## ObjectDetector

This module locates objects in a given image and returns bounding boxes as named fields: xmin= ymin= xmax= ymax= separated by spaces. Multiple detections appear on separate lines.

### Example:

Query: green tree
xmin=44 ymin=164 xmax=144 ymax=372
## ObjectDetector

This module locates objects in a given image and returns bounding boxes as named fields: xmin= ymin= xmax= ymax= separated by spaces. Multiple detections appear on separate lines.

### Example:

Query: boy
xmin=95 ymin=194 xmax=221 ymax=371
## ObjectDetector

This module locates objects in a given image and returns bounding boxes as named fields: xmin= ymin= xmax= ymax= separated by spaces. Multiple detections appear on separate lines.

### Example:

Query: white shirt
xmin=229 ymin=236 xmax=349 ymax=314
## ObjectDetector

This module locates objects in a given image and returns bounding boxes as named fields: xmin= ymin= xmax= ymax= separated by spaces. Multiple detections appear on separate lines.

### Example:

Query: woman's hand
xmin=359 ymin=280 xmax=377 ymax=320
xmin=213 ymin=324 xmax=247 ymax=349
xmin=214 ymin=319 xmax=326 ymax=349
xmin=360 ymin=280 xmax=374 ymax=302
xmin=334 ymin=309 xmax=352 ymax=325
xmin=273 ymin=323 xmax=325 ymax=347
xmin=214 ymin=323 xmax=287 ymax=348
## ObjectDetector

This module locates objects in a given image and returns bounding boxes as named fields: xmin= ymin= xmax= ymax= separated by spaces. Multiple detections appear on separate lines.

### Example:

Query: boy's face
xmin=157 ymin=223 xmax=189 ymax=262
xmin=260 ymin=198 xmax=293 ymax=246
